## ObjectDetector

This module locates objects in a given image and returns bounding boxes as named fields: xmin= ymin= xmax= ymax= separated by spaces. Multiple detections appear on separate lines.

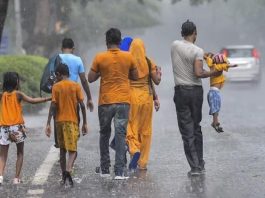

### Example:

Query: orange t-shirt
xmin=0 ymin=91 xmax=24 ymax=126
xmin=52 ymin=79 xmax=84 ymax=124
xmin=91 ymin=48 xmax=137 ymax=105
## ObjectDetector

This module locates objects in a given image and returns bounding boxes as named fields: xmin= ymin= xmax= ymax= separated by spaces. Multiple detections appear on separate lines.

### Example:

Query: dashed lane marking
xmin=27 ymin=189 xmax=44 ymax=195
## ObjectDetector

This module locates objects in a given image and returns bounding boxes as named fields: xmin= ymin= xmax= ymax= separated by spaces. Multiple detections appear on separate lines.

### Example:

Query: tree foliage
xmin=3 ymin=0 xmax=217 ymax=56
xmin=16 ymin=0 xmax=159 ymax=57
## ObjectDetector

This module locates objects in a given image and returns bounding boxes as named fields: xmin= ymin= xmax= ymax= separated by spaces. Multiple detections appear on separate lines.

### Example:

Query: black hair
xmin=105 ymin=28 xmax=121 ymax=45
xmin=62 ymin=38 xmax=74 ymax=49
xmin=55 ymin=63 xmax=70 ymax=77
xmin=181 ymin=20 xmax=197 ymax=37
xmin=2 ymin=72 xmax=20 ymax=92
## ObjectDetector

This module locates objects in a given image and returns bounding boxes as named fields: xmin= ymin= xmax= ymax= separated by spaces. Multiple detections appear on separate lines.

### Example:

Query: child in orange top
xmin=204 ymin=53 xmax=237 ymax=133
xmin=45 ymin=63 xmax=88 ymax=187
xmin=0 ymin=72 xmax=51 ymax=185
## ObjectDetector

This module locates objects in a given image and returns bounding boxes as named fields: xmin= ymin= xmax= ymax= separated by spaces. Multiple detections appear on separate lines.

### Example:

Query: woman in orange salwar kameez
xmin=127 ymin=38 xmax=161 ymax=170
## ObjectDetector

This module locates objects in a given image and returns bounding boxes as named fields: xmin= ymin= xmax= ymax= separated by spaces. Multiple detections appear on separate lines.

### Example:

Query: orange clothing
xmin=91 ymin=48 xmax=137 ymax=105
xmin=205 ymin=56 xmax=229 ymax=86
xmin=126 ymin=38 xmax=157 ymax=168
xmin=130 ymin=39 xmax=149 ymax=78
xmin=138 ymin=133 xmax=152 ymax=169
xmin=210 ymin=63 xmax=229 ymax=86
xmin=126 ymin=86 xmax=153 ymax=151
xmin=0 ymin=91 xmax=24 ymax=126
xmin=52 ymin=79 xmax=84 ymax=124
xmin=129 ymin=38 xmax=156 ymax=87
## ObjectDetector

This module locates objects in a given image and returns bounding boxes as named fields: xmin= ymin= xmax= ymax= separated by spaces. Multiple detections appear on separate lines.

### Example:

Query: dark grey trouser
xmin=98 ymin=103 xmax=130 ymax=175
xmin=173 ymin=85 xmax=204 ymax=170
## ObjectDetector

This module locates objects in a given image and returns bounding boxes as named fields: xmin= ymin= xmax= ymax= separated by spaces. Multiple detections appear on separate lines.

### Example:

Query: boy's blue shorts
xmin=207 ymin=89 xmax=221 ymax=115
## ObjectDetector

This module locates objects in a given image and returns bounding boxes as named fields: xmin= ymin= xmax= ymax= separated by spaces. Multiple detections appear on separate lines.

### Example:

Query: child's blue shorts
xmin=207 ymin=88 xmax=221 ymax=115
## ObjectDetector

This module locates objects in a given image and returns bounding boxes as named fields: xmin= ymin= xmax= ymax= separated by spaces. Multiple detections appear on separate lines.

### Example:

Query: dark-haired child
xmin=0 ymin=72 xmax=51 ymax=185
xmin=45 ymin=63 xmax=88 ymax=187
xmin=204 ymin=53 xmax=237 ymax=133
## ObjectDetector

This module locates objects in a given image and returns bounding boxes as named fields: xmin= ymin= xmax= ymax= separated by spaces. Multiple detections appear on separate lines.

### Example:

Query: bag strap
xmin=50 ymin=54 xmax=61 ymax=73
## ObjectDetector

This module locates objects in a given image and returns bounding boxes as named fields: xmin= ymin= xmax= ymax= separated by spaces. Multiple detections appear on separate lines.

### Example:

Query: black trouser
xmin=98 ymin=103 xmax=130 ymax=175
xmin=173 ymin=85 xmax=204 ymax=170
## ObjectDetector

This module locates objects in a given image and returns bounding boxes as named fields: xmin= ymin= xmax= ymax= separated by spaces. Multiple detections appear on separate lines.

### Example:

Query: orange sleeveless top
xmin=0 ymin=91 xmax=24 ymax=126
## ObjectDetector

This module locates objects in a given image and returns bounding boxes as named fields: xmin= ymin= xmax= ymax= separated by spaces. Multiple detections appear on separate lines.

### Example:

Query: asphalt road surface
xmin=1 ymin=63 xmax=265 ymax=198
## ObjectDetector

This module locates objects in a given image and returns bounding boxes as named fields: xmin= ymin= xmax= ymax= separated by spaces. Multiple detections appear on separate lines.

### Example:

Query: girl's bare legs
xmin=0 ymin=145 xmax=9 ymax=176
xmin=15 ymin=142 xmax=24 ymax=179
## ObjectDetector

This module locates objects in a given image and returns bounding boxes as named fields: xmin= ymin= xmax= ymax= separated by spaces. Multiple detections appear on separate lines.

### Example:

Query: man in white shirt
xmin=171 ymin=20 xmax=221 ymax=176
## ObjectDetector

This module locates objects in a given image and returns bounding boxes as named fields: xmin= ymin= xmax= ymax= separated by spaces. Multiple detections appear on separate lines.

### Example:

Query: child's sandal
xmin=211 ymin=123 xmax=224 ymax=133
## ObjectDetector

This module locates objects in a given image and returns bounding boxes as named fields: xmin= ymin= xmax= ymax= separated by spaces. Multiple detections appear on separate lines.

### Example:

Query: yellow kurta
xmin=126 ymin=38 xmax=156 ymax=169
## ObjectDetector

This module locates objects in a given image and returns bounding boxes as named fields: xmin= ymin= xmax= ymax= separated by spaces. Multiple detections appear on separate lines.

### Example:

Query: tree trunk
xmin=14 ymin=0 xmax=24 ymax=54
xmin=0 ymin=0 xmax=8 ymax=45
xmin=32 ymin=0 xmax=50 ymax=55
xmin=34 ymin=0 xmax=50 ymax=35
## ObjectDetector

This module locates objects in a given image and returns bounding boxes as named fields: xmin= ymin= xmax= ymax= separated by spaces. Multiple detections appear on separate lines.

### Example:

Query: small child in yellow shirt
xmin=204 ymin=53 xmax=237 ymax=133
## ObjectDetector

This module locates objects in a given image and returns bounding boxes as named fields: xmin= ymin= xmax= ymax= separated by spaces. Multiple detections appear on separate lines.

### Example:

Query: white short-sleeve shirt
xmin=171 ymin=40 xmax=204 ymax=86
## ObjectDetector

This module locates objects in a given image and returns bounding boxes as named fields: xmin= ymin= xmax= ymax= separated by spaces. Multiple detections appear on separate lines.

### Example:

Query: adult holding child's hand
xmin=171 ymin=20 xmax=222 ymax=177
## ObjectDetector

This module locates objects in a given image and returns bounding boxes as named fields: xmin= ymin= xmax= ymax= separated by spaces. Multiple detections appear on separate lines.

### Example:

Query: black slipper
xmin=211 ymin=123 xmax=224 ymax=133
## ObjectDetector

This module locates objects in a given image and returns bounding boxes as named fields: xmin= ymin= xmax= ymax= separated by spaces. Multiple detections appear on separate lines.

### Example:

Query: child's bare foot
xmin=13 ymin=178 xmax=21 ymax=184
xmin=211 ymin=123 xmax=224 ymax=133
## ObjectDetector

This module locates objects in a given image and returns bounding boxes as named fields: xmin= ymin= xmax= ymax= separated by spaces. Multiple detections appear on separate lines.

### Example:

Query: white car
xmin=220 ymin=45 xmax=261 ymax=82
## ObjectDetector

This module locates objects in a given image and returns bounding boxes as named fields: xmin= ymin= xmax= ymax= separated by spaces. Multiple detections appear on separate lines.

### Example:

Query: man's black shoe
xmin=54 ymin=144 xmax=59 ymax=148
xmin=187 ymin=169 xmax=203 ymax=177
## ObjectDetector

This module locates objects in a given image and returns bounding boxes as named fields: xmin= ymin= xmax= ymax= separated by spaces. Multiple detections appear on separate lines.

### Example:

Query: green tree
xmin=18 ymin=0 xmax=159 ymax=57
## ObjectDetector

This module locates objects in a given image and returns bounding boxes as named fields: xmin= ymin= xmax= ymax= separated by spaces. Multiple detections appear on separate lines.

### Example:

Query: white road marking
xmin=27 ymin=146 xmax=59 ymax=197
xmin=31 ymin=146 xmax=59 ymax=185
xmin=27 ymin=189 xmax=44 ymax=195
xmin=27 ymin=196 xmax=41 ymax=198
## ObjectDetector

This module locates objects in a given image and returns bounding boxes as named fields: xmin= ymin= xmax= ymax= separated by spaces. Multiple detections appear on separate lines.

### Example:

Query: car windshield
xmin=227 ymin=48 xmax=252 ymax=58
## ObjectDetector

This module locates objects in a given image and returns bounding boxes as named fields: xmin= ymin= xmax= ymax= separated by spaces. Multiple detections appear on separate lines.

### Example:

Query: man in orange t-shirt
xmin=88 ymin=28 xmax=138 ymax=180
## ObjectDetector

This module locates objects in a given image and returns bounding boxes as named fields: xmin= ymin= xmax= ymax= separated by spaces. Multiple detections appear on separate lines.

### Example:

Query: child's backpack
xmin=40 ymin=54 xmax=61 ymax=95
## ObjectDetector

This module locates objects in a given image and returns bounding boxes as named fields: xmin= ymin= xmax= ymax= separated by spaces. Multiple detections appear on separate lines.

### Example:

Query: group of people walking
xmin=0 ymin=20 xmax=231 ymax=186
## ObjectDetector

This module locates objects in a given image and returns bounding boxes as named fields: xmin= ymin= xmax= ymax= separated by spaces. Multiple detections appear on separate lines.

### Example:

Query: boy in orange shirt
xmin=0 ymin=72 xmax=50 ymax=185
xmin=45 ymin=63 xmax=88 ymax=187
xmin=204 ymin=53 xmax=237 ymax=133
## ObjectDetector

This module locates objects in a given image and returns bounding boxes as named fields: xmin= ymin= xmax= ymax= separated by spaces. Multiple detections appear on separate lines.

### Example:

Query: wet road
xmin=2 ymin=2 xmax=265 ymax=198
xmin=0 ymin=63 xmax=265 ymax=198
xmin=1 ymin=66 xmax=265 ymax=198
